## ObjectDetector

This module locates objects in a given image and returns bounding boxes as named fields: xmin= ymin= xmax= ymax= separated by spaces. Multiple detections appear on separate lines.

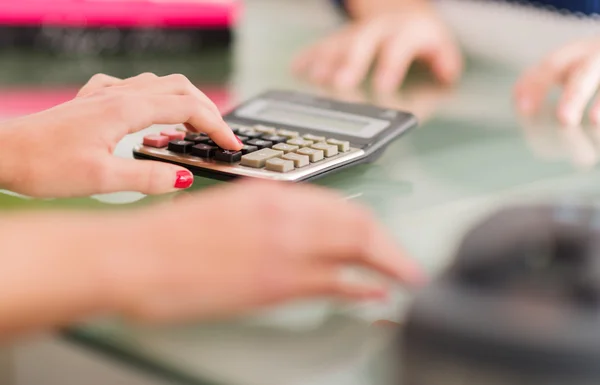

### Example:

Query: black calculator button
xmin=241 ymin=145 xmax=258 ymax=155
xmin=185 ymin=133 xmax=208 ymax=143
xmin=246 ymin=139 xmax=273 ymax=149
xmin=197 ymin=139 xmax=216 ymax=146
xmin=168 ymin=140 xmax=194 ymax=154
xmin=191 ymin=144 xmax=217 ymax=158
xmin=260 ymin=135 xmax=287 ymax=144
xmin=214 ymin=149 xmax=242 ymax=163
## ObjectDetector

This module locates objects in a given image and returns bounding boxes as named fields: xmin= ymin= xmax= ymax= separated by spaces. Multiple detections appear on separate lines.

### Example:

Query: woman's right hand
xmin=104 ymin=180 xmax=424 ymax=323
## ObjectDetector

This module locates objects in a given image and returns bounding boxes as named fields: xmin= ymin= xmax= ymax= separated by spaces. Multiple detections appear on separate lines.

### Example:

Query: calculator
xmin=133 ymin=90 xmax=417 ymax=182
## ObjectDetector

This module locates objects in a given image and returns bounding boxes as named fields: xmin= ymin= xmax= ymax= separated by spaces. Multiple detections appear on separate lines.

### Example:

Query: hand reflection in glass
xmin=314 ymin=81 xmax=452 ymax=125
xmin=518 ymin=109 xmax=599 ymax=169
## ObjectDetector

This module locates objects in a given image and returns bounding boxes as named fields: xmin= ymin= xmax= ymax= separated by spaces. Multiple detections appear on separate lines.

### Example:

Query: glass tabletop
xmin=3 ymin=0 xmax=600 ymax=384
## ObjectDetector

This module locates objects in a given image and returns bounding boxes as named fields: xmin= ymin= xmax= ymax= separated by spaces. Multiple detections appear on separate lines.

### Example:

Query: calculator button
xmin=191 ymin=144 xmax=217 ymax=158
xmin=287 ymin=138 xmax=313 ymax=148
xmin=197 ymin=138 xmax=216 ymax=146
xmin=168 ymin=140 xmax=194 ymax=154
xmin=237 ymin=129 xmax=263 ymax=139
xmin=277 ymin=129 xmax=299 ymax=139
xmin=214 ymin=149 xmax=242 ymax=163
xmin=254 ymin=125 xmax=277 ymax=134
xmin=311 ymin=142 xmax=338 ymax=157
xmin=303 ymin=134 xmax=326 ymax=142
xmin=296 ymin=147 xmax=324 ymax=162
xmin=261 ymin=135 xmax=287 ymax=144
xmin=272 ymin=143 xmax=299 ymax=153
xmin=241 ymin=145 xmax=259 ymax=155
xmin=143 ymin=134 xmax=170 ymax=148
xmin=282 ymin=152 xmax=309 ymax=168
xmin=185 ymin=133 xmax=208 ymax=143
xmin=240 ymin=148 xmax=284 ymax=168
xmin=246 ymin=139 xmax=273 ymax=149
xmin=326 ymin=139 xmax=350 ymax=152
xmin=228 ymin=123 xmax=249 ymax=133
xmin=266 ymin=158 xmax=295 ymax=173
xmin=161 ymin=129 xmax=186 ymax=141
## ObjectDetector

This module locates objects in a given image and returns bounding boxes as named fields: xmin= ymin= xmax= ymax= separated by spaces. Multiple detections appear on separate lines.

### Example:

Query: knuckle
xmin=166 ymin=73 xmax=193 ymax=90
xmin=137 ymin=72 xmax=158 ymax=80
xmin=88 ymin=73 xmax=110 ymax=83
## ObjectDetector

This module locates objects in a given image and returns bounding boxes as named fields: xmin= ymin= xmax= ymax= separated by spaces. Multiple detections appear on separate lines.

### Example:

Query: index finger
xmin=121 ymin=94 xmax=242 ymax=150
xmin=285 ymin=185 xmax=425 ymax=286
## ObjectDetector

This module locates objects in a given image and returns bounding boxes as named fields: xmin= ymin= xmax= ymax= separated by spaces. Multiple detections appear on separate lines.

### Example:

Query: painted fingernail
xmin=174 ymin=170 xmax=193 ymax=189
xmin=236 ymin=136 xmax=243 ymax=145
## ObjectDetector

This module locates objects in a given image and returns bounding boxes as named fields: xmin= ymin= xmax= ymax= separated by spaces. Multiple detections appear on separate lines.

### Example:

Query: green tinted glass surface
xmin=3 ymin=1 xmax=600 ymax=384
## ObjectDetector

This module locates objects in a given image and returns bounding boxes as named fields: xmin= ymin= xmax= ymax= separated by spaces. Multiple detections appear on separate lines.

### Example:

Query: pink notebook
xmin=0 ymin=0 xmax=241 ymax=28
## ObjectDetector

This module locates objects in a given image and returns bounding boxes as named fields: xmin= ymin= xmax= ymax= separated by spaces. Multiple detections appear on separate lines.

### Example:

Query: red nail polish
xmin=174 ymin=170 xmax=193 ymax=189
xmin=236 ymin=136 xmax=243 ymax=145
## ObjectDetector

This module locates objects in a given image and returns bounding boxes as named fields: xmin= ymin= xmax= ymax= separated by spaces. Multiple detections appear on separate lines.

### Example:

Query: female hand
xmin=109 ymin=180 xmax=424 ymax=322
xmin=0 ymin=73 xmax=242 ymax=198
xmin=0 ymin=180 xmax=425 ymax=334
xmin=292 ymin=2 xmax=462 ymax=93
xmin=515 ymin=38 xmax=600 ymax=127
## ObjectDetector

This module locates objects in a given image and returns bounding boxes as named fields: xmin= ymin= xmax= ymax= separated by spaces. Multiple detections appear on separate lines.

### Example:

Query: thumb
xmin=102 ymin=158 xmax=194 ymax=195
xmin=426 ymin=40 xmax=463 ymax=85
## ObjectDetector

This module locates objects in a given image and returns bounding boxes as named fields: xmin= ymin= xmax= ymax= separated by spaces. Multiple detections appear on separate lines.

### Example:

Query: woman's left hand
xmin=515 ymin=38 xmax=600 ymax=127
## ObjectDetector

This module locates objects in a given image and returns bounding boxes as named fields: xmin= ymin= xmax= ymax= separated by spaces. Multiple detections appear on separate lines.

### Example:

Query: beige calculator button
xmin=253 ymin=125 xmax=277 ymax=134
xmin=311 ymin=142 xmax=338 ymax=157
xmin=296 ymin=147 xmax=324 ymax=162
xmin=303 ymin=134 xmax=326 ymax=142
xmin=240 ymin=148 xmax=284 ymax=168
xmin=282 ymin=152 xmax=309 ymax=168
xmin=272 ymin=143 xmax=299 ymax=153
xmin=277 ymin=129 xmax=299 ymax=139
xmin=326 ymin=138 xmax=350 ymax=152
xmin=287 ymin=138 xmax=313 ymax=147
xmin=265 ymin=158 xmax=295 ymax=173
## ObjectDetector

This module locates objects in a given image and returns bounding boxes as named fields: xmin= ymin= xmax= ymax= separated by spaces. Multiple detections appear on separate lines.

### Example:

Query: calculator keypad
xmin=272 ymin=143 xmax=299 ymax=153
xmin=296 ymin=147 xmax=324 ymax=163
xmin=265 ymin=158 xmax=294 ymax=173
xmin=246 ymin=139 xmax=273 ymax=149
xmin=168 ymin=140 xmax=194 ymax=154
xmin=140 ymin=124 xmax=359 ymax=176
xmin=240 ymin=148 xmax=283 ymax=168
xmin=191 ymin=143 xmax=217 ymax=158
xmin=286 ymin=138 xmax=313 ymax=148
xmin=310 ymin=142 xmax=338 ymax=158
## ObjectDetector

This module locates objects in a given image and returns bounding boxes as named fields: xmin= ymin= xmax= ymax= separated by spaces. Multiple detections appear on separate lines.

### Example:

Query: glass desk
xmin=3 ymin=0 xmax=600 ymax=384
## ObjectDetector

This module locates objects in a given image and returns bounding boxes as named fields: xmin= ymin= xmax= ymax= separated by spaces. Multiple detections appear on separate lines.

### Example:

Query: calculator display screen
xmin=255 ymin=105 xmax=368 ymax=132
xmin=234 ymin=99 xmax=390 ymax=139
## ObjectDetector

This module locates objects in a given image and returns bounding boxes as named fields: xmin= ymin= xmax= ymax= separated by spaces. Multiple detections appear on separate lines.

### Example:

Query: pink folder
xmin=0 ymin=0 xmax=241 ymax=28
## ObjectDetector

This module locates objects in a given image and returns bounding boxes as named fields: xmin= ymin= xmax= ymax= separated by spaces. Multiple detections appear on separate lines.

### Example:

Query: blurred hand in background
xmin=292 ymin=0 xmax=463 ymax=93
xmin=515 ymin=37 xmax=600 ymax=127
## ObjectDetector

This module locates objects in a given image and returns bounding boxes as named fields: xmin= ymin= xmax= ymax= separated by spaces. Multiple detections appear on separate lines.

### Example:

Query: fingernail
xmin=174 ymin=170 xmax=193 ymax=189
xmin=236 ymin=136 xmax=243 ymax=145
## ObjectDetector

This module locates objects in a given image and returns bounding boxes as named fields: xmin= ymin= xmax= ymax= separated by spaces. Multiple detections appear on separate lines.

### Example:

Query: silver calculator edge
xmin=133 ymin=145 xmax=365 ymax=182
